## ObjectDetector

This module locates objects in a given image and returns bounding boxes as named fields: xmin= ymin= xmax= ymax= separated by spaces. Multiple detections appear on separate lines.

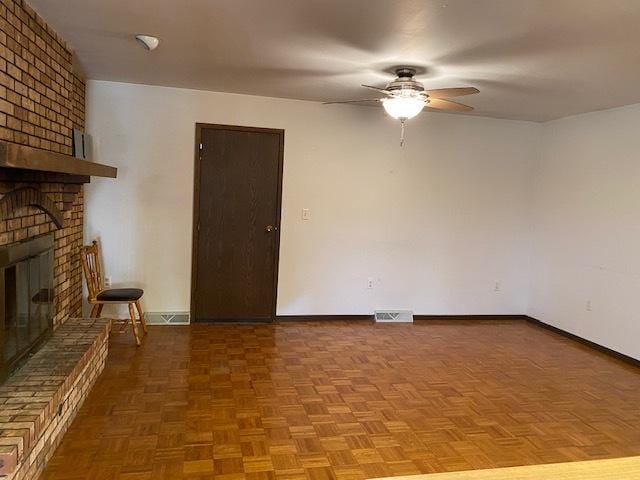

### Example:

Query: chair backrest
xmin=80 ymin=240 xmax=104 ymax=302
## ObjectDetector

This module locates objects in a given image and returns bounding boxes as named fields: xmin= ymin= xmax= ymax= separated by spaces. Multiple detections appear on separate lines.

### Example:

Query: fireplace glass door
xmin=0 ymin=234 xmax=54 ymax=381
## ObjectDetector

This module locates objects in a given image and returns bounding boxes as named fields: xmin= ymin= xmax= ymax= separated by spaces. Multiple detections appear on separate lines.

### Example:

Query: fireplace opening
xmin=0 ymin=234 xmax=54 ymax=382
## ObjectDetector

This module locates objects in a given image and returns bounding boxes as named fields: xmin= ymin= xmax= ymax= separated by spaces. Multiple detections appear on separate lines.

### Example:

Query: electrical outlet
xmin=367 ymin=278 xmax=374 ymax=289
xmin=586 ymin=300 xmax=592 ymax=312
xmin=302 ymin=208 xmax=311 ymax=221
xmin=494 ymin=281 xmax=501 ymax=292
xmin=104 ymin=276 xmax=112 ymax=288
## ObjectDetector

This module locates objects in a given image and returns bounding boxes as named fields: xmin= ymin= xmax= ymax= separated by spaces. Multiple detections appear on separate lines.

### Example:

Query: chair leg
xmin=135 ymin=300 xmax=148 ymax=334
xmin=90 ymin=304 xmax=100 ymax=318
xmin=128 ymin=303 xmax=141 ymax=346
xmin=96 ymin=304 xmax=104 ymax=318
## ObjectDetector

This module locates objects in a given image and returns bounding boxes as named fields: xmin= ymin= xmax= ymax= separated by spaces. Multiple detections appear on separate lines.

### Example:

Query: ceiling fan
xmin=324 ymin=67 xmax=479 ymax=146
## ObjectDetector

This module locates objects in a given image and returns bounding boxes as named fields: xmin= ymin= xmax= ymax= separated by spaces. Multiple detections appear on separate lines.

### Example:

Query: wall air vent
xmin=146 ymin=312 xmax=190 ymax=325
xmin=374 ymin=310 xmax=414 ymax=323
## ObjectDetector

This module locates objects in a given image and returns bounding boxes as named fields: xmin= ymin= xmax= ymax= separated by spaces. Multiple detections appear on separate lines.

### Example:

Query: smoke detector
xmin=135 ymin=34 xmax=160 ymax=51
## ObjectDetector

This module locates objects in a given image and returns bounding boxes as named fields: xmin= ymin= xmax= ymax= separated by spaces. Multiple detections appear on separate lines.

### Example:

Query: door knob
xmin=265 ymin=225 xmax=274 ymax=232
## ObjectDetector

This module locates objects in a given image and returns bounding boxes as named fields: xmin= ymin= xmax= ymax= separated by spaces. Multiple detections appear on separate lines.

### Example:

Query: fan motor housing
xmin=386 ymin=67 xmax=424 ymax=93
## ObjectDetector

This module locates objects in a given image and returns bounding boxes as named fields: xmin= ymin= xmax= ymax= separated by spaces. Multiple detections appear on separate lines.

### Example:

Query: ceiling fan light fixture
xmin=382 ymin=96 xmax=425 ymax=120
xmin=324 ymin=67 xmax=478 ymax=146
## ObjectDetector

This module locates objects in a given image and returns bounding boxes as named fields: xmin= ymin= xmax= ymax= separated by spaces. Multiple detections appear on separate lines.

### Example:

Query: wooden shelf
xmin=0 ymin=140 xmax=117 ymax=178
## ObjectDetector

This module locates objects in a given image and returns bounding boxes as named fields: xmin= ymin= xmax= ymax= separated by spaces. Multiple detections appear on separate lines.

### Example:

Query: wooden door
xmin=192 ymin=124 xmax=284 ymax=321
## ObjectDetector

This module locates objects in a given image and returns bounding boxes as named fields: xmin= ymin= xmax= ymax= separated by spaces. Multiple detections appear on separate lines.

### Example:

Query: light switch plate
xmin=302 ymin=208 xmax=311 ymax=220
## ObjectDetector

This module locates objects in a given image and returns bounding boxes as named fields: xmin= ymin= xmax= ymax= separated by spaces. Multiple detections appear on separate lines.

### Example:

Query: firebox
xmin=0 ymin=234 xmax=54 ymax=382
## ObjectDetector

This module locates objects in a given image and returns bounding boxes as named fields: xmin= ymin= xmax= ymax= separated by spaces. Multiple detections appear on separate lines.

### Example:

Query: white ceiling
xmin=29 ymin=0 xmax=640 ymax=121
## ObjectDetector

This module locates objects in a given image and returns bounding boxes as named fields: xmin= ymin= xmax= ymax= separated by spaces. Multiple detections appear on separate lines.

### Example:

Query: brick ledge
xmin=0 ymin=318 xmax=111 ymax=477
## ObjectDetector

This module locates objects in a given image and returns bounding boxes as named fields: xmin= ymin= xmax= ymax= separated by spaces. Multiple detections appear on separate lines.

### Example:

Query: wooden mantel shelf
xmin=0 ymin=140 xmax=117 ymax=178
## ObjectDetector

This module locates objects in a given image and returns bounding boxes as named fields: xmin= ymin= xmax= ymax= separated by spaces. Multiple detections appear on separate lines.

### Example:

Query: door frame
xmin=190 ymin=123 xmax=285 ymax=322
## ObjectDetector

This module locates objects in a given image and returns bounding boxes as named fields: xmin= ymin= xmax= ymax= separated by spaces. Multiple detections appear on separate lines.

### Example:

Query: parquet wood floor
xmin=379 ymin=456 xmax=640 ymax=479
xmin=40 ymin=320 xmax=640 ymax=480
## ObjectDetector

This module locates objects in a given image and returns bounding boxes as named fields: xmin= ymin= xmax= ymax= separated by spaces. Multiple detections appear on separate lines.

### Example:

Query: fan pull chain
xmin=400 ymin=119 xmax=406 ymax=147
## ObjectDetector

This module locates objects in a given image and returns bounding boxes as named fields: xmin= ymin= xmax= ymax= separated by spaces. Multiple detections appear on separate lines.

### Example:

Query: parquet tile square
xmin=183 ymin=459 xmax=215 ymax=474
xmin=40 ymin=320 xmax=640 ymax=479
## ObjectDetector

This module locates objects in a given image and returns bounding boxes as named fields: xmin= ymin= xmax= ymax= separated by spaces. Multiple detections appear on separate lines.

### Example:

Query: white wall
xmin=85 ymin=80 xmax=539 ymax=317
xmin=85 ymin=80 xmax=640 ymax=359
xmin=529 ymin=103 xmax=640 ymax=360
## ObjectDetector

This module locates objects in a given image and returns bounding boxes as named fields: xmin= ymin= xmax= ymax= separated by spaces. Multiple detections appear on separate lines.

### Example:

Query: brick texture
xmin=0 ymin=182 xmax=84 ymax=327
xmin=0 ymin=0 xmax=86 ymax=328
xmin=0 ymin=318 xmax=110 ymax=479
xmin=0 ymin=2 xmax=93 ymax=475
xmin=0 ymin=0 xmax=85 ymax=154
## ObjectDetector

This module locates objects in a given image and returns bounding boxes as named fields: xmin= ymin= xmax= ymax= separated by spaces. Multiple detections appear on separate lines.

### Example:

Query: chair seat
xmin=97 ymin=288 xmax=144 ymax=302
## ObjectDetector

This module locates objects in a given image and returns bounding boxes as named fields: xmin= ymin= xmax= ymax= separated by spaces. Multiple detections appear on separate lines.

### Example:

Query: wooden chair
xmin=80 ymin=240 xmax=148 ymax=346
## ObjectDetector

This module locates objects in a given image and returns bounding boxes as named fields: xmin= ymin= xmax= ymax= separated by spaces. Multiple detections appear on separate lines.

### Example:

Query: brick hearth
xmin=0 ymin=318 xmax=110 ymax=478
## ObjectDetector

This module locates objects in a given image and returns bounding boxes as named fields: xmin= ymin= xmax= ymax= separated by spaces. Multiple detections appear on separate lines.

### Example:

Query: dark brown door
xmin=191 ymin=124 xmax=284 ymax=321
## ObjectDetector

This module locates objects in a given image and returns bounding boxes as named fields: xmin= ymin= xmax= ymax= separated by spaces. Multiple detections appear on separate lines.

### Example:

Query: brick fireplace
xmin=0 ymin=174 xmax=111 ymax=479
xmin=0 ymin=1 xmax=117 ymax=478
xmin=0 ymin=0 xmax=87 ymax=325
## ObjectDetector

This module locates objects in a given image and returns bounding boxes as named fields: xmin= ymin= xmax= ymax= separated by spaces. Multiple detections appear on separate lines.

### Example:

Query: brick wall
xmin=0 ymin=0 xmax=86 ymax=328
xmin=0 ymin=0 xmax=85 ymax=154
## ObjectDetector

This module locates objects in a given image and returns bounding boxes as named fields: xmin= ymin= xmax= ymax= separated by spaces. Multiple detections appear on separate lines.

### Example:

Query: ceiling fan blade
xmin=426 ymin=97 xmax=474 ymax=112
xmin=323 ymin=99 xmax=382 ymax=105
xmin=361 ymin=85 xmax=393 ymax=95
xmin=424 ymin=87 xmax=479 ymax=99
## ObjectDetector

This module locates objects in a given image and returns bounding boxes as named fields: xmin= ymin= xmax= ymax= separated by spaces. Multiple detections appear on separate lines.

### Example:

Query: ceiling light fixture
xmin=324 ymin=67 xmax=479 ymax=147
xmin=382 ymin=93 xmax=426 ymax=146
xmin=135 ymin=34 xmax=160 ymax=51
xmin=382 ymin=95 xmax=426 ymax=120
